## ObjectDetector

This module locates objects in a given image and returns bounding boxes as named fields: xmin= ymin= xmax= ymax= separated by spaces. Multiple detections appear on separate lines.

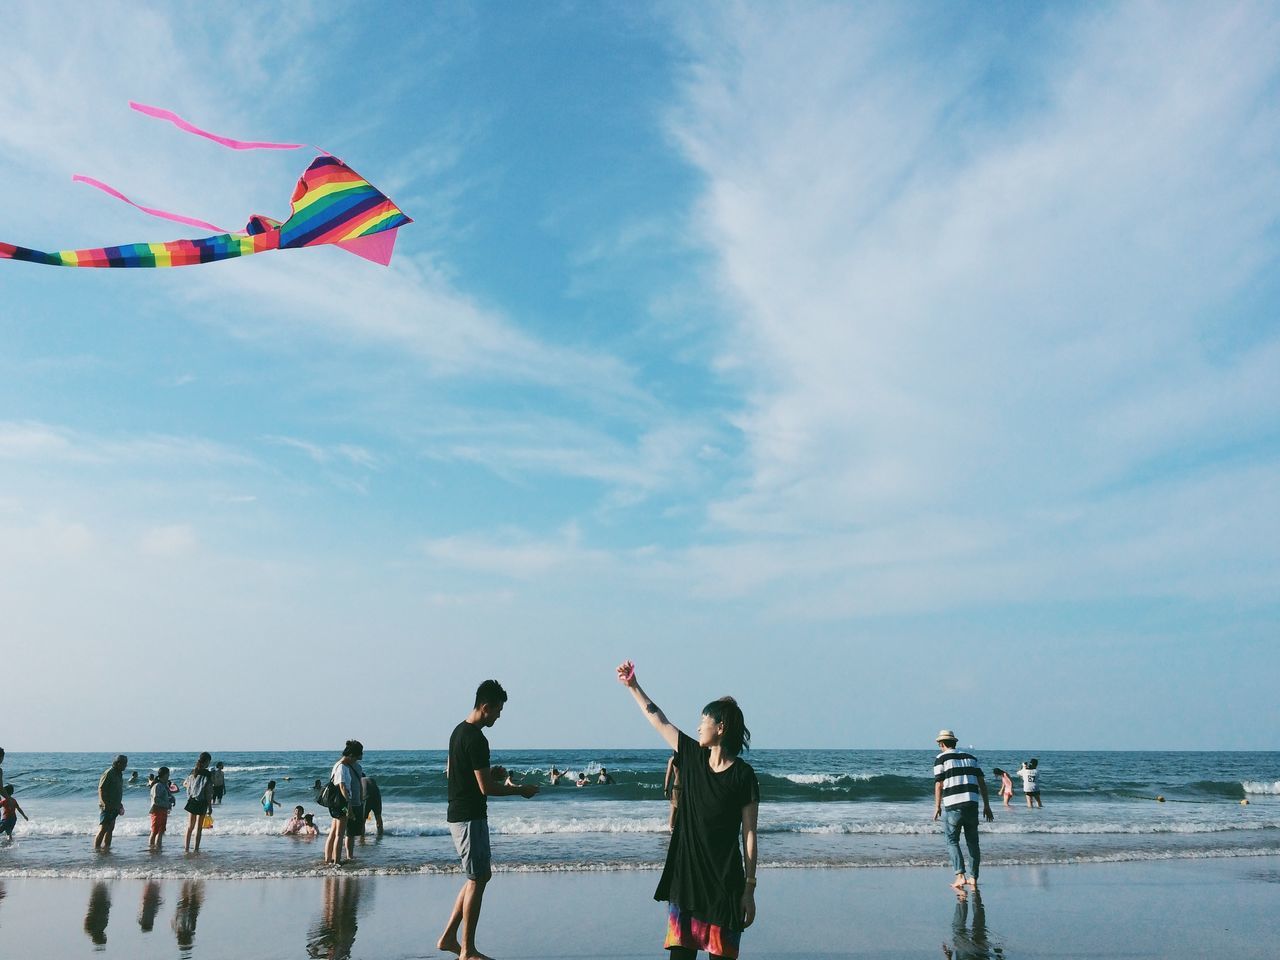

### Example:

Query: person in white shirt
xmin=1017 ymin=759 xmax=1042 ymax=808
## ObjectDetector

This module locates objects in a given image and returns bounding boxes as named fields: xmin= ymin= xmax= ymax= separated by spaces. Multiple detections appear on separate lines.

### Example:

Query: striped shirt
xmin=934 ymin=749 xmax=983 ymax=808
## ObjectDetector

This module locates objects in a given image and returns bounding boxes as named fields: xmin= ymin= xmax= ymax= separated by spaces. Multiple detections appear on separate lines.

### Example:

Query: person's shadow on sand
xmin=942 ymin=889 xmax=1006 ymax=959
xmin=83 ymin=881 xmax=111 ymax=948
xmin=306 ymin=874 xmax=363 ymax=960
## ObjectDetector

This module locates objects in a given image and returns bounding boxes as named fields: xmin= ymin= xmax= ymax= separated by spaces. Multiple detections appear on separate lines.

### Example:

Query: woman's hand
xmin=616 ymin=660 xmax=638 ymax=688
xmin=741 ymin=888 xmax=756 ymax=928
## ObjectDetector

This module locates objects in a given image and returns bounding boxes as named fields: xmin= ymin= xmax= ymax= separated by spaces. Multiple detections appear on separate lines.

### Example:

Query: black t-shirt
xmin=447 ymin=721 xmax=491 ymax=822
xmin=655 ymin=731 xmax=760 ymax=931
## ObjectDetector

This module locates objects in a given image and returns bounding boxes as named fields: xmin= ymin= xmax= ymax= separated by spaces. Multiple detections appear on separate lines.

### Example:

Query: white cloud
xmin=419 ymin=526 xmax=610 ymax=581
xmin=0 ymin=421 xmax=251 ymax=468
xmin=265 ymin=435 xmax=381 ymax=470
xmin=669 ymin=2 xmax=1280 ymax=579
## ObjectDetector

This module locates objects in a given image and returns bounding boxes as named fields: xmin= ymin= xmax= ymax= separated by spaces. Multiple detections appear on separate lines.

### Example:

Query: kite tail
xmin=128 ymin=102 xmax=307 ymax=151
xmin=70 ymin=175 xmax=228 ymax=233
xmin=70 ymin=100 xmax=314 ymax=234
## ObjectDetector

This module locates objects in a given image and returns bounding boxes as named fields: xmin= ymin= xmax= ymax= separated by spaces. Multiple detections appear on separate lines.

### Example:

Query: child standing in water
xmin=261 ymin=780 xmax=281 ymax=816
xmin=991 ymin=768 xmax=1015 ymax=809
xmin=149 ymin=766 xmax=175 ymax=849
xmin=0 ymin=785 xmax=29 ymax=838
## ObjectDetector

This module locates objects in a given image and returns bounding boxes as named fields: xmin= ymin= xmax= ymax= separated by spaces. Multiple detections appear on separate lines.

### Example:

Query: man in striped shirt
xmin=932 ymin=729 xmax=995 ymax=889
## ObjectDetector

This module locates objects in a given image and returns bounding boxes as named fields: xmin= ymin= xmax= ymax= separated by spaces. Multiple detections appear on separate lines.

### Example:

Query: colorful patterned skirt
xmin=665 ymin=902 xmax=742 ymax=958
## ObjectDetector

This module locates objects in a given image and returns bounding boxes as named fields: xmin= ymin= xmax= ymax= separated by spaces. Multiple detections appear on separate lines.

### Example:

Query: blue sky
xmin=2 ymin=2 xmax=1277 ymax=752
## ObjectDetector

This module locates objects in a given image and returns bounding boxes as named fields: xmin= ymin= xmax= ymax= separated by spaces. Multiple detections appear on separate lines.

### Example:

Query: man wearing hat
xmin=932 ymin=729 xmax=994 ymax=889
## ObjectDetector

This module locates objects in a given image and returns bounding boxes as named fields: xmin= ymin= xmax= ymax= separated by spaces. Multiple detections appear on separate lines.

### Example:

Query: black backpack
xmin=318 ymin=779 xmax=345 ymax=811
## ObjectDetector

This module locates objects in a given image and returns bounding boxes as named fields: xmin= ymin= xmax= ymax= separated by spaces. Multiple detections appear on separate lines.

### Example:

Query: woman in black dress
xmin=617 ymin=660 xmax=759 ymax=959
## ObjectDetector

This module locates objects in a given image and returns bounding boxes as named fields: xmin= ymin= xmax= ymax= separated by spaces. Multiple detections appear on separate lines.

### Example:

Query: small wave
xmin=1243 ymin=781 xmax=1280 ymax=796
xmin=781 ymin=773 xmax=874 ymax=785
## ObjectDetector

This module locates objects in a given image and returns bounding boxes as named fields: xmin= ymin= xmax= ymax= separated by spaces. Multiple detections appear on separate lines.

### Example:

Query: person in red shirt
xmin=0 ymin=784 xmax=29 ymax=837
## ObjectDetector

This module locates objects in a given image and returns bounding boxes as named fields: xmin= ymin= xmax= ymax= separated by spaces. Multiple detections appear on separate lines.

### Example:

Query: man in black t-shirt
xmin=437 ymin=679 xmax=539 ymax=960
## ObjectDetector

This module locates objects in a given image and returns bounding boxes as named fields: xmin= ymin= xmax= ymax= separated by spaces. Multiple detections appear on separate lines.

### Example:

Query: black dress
xmin=655 ymin=732 xmax=759 ymax=931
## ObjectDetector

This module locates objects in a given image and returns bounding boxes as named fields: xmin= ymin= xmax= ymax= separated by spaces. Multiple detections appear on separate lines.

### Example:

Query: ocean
xmin=1 ymin=749 xmax=1276 ymax=879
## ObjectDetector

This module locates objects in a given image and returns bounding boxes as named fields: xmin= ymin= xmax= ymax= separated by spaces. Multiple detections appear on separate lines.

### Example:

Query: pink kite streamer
xmin=128 ymin=101 xmax=305 ymax=151
xmin=70 ymin=175 xmax=228 ymax=233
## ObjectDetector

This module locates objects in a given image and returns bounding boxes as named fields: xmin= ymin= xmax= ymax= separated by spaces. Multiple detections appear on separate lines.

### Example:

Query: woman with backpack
xmin=182 ymin=752 xmax=215 ymax=853
xmin=323 ymin=740 xmax=364 ymax=865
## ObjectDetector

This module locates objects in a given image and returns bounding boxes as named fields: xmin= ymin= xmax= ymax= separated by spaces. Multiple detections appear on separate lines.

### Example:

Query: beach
xmin=0 ymin=857 xmax=1276 ymax=958
xmin=2 ymin=748 xmax=1276 ymax=956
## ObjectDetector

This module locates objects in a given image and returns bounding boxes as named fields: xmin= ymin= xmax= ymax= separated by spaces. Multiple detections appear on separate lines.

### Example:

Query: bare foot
xmin=950 ymin=874 xmax=967 ymax=889
xmin=965 ymin=877 xmax=978 ymax=887
xmin=436 ymin=935 xmax=462 ymax=955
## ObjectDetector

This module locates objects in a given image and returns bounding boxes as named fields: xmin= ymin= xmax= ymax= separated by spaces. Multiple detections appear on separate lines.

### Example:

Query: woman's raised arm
xmin=616 ymin=660 xmax=681 ymax=752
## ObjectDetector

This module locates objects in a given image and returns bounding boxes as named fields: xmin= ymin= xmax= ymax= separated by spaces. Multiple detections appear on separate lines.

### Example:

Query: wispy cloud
xmin=0 ymin=420 xmax=251 ymax=468
xmin=264 ymin=435 xmax=382 ymax=470
xmin=419 ymin=525 xmax=611 ymax=581
xmin=662 ymin=1 xmax=1280 ymax=613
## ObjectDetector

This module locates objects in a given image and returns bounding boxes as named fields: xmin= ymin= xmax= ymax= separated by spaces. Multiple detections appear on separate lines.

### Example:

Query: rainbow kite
xmin=1 ymin=103 xmax=411 ymax=268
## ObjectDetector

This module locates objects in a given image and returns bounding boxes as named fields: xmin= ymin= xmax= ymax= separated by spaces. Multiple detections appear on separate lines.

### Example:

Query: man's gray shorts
xmin=449 ymin=819 xmax=492 ymax=881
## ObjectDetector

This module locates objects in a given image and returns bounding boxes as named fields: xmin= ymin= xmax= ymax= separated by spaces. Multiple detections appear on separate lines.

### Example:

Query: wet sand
xmin=0 ymin=856 xmax=1275 ymax=958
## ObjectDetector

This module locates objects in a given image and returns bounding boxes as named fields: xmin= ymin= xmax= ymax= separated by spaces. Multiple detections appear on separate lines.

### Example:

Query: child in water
xmin=282 ymin=805 xmax=308 ymax=835
xmin=261 ymin=780 xmax=281 ymax=816
xmin=991 ymin=768 xmax=1015 ymax=809
xmin=0 ymin=785 xmax=29 ymax=838
xmin=149 ymin=766 xmax=176 ymax=849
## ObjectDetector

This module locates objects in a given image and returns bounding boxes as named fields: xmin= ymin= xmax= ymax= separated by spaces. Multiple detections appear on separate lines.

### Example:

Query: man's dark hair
xmin=343 ymin=739 xmax=364 ymax=758
xmin=702 ymin=697 xmax=751 ymax=757
xmin=475 ymin=679 xmax=509 ymax=709
xmin=939 ymin=737 xmax=958 ymax=749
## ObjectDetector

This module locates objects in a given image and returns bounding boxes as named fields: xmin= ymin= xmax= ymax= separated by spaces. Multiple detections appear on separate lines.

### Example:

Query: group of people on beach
xmin=991 ymin=759 xmax=1043 ymax=809
xmin=933 ymin=736 xmax=1048 ymax=894
xmin=91 ymin=752 xmax=225 ymax=854
xmin=0 ymin=681 xmax=1045 ymax=960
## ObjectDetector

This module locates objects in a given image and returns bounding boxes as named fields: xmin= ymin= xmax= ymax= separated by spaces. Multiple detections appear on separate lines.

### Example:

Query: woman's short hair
xmin=343 ymin=740 xmax=364 ymax=758
xmin=702 ymin=697 xmax=751 ymax=757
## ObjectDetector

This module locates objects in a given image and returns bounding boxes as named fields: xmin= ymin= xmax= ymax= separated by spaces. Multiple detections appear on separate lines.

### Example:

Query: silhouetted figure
xmin=172 ymin=880 xmax=205 ymax=956
xmin=942 ymin=889 xmax=996 ymax=960
xmin=138 ymin=881 xmax=163 ymax=933
xmin=306 ymin=875 xmax=363 ymax=960
xmin=83 ymin=882 xmax=112 ymax=947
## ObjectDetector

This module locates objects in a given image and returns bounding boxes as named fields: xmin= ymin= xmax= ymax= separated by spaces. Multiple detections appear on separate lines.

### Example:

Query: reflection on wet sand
xmin=172 ymin=880 xmax=205 ymax=956
xmin=942 ymin=889 xmax=1006 ymax=960
xmin=83 ymin=881 xmax=111 ymax=948
xmin=306 ymin=875 xmax=364 ymax=960
xmin=138 ymin=880 xmax=163 ymax=933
